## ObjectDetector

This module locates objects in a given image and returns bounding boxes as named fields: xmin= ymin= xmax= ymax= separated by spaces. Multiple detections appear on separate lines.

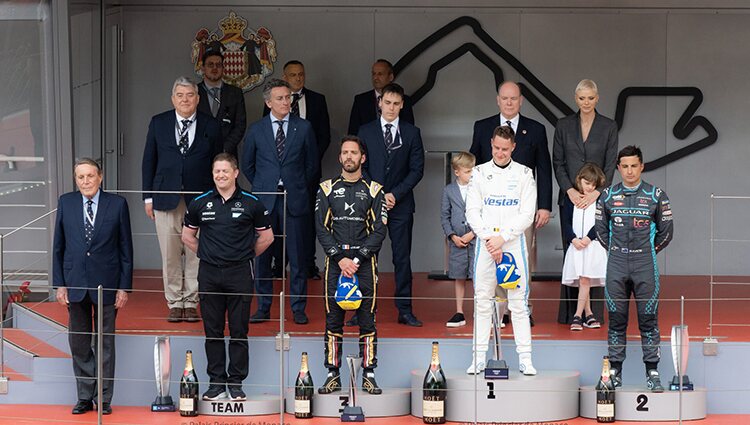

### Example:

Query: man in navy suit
xmin=357 ymin=83 xmax=424 ymax=327
xmin=348 ymin=59 xmax=415 ymax=135
xmin=142 ymin=77 xmax=222 ymax=323
xmin=53 ymin=158 xmax=133 ymax=415
xmin=243 ymin=78 xmax=319 ymax=325
xmin=470 ymin=82 xmax=552 ymax=287
xmin=197 ymin=49 xmax=246 ymax=158
xmin=263 ymin=60 xmax=331 ymax=279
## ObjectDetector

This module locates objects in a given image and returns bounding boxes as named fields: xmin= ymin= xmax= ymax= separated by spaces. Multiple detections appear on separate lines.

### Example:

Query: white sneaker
xmin=466 ymin=355 xmax=487 ymax=375
xmin=519 ymin=355 xmax=537 ymax=376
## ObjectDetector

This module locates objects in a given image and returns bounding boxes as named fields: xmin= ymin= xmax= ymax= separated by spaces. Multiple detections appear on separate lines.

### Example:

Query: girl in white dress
xmin=561 ymin=163 xmax=608 ymax=331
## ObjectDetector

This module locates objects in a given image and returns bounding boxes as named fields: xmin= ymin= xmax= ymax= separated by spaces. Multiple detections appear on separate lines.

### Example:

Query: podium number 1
xmin=486 ymin=382 xmax=495 ymax=399
xmin=636 ymin=394 xmax=649 ymax=411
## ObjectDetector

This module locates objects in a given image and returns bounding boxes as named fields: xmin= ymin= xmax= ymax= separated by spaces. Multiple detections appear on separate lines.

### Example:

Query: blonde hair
xmin=451 ymin=151 xmax=476 ymax=170
xmin=575 ymin=79 xmax=598 ymax=95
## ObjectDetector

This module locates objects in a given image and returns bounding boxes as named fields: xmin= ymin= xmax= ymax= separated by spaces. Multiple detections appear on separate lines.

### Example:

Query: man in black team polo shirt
xmin=182 ymin=153 xmax=274 ymax=402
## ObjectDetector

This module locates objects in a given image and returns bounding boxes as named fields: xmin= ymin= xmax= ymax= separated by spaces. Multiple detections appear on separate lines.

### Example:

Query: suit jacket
xmin=52 ymin=190 xmax=133 ymax=305
xmin=358 ymin=119 xmax=424 ymax=215
xmin=348 ymin=89 xmax=415 ymax=135
xmin=141 ymin=110 xmax=222 ymax=211
xmin=197 ymin=81 xmax=246 ymax=157
xmin=553 ymin=111 xmax=619 ymax=204
xmin=263 ymin=87 xmax=331 ymax=167
xmin=441 ymin=181 xmax=471 ymax=237
xmin=470 ymin=114 xmax=553 ymax=211
xmin=242 ymin=114 xmax=319 ymax=216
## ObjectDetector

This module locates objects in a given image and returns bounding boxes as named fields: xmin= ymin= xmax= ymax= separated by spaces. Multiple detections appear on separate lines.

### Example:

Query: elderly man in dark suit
xmin=357 ymin=83 xmax=424 ymax=327
xmin=53 ymin=158 xmax=133 ymax=415
xmin=263 ymin=60 xmax=331 ymax=279
xmin=243 ymin=78 xmax=319 ymax=325
xmin=197 ymin=49 xmax=246 ymax=158
xmin=142 ymin=76 xmax=222 ymax=323
xmin=348 ymin=59 xmax=415 ymax=135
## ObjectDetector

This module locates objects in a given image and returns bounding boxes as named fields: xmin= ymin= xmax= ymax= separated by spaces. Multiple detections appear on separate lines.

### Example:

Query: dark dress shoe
xmin=249 ymin=310 xmax=270 ymax=323
xmin=293 ymin=311 xmax=309 ymax=325
xmin=100 ymin=402 xmax=112 ymax=415
xmin=183 ymin=307 xmax=201 ymax=322
xmin=72 ymin=400 xmax=93 ymax=414
xmin=397 ymin=313 xmax=423 ymax=327
xmin=345 ymin=315 xmax=359 ymax=327
xmin=167 ymin=307 xmax=183 ymax=322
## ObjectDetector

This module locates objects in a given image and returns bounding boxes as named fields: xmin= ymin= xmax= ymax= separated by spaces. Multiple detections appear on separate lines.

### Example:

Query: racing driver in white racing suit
xmin=465 ymin=125 xmax=537 ymax=375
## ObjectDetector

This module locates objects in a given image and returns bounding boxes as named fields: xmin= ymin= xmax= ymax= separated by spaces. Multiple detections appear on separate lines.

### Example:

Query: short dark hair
xmin=340 ymin=135 xmax=365 ymax=154
xmin=492 ymin=125 xmax=515 ymax=143
xmin=283 ymin=60 xmax=304 ymax=70
xmin=374 ymin=59 xmax=394 ymax=74
xmin=201 ymin=49 xmax=223 ymax=64
xmin=381 ymin=83 xmax=404 ymax=100
xmin=262 ymin=78 xmax=291 ymax=101
xmin=617 ymin=145 xmax=643 ymax=164
xmin=575 ymin=162 xmax=606 ymax=191
xmin=213 ymin=152 xmax=238 ymax=170
xmin=73 ymin=157 xmax=102 ymax=175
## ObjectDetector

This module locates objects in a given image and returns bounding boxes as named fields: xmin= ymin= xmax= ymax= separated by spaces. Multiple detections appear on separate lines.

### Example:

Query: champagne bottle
xmin=294 ymin=352 xmax=314 ymax=419
xmin=179 ymin=350 xmax=199 ymax=417
xmin=422 ymin=341 xmax=447 ymax=424
xmin=595 ymin=356 xmax=616 ymax=423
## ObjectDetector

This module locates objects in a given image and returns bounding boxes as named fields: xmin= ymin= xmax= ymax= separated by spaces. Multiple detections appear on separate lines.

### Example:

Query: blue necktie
xmin=84 ymin=200 xmax=94 ymax=243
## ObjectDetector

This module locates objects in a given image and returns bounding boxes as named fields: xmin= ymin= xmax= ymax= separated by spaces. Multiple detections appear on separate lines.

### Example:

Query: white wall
xmin=114 ymin=4 xmax=750 ymax=275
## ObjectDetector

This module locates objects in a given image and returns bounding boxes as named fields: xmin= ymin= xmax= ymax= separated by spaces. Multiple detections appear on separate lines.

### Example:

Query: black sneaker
xmin=362 ymin=371 xmax=382 ymax=395
xmin=203 ymin=385 xmax=227 ymax=400
xmin=646 ymin=369 xmax=664 ymax=393
xmin=227 ymin=385 xmax=246 ymax=401
xmin=318 ymin=370 xmax=341 ymax=394
xmin=446 ymin=312 xmax=466 ymax=327
xmin=610 ymin=368 xmax=623 ymax=388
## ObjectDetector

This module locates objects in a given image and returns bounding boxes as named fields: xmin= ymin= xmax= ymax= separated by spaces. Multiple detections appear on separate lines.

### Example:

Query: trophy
xmin=341 ymin=355 xmax=365 ymax=422
xmin=151 ymin=336 xmax=176 ymax=411
xmin=485 ymin=299 xmax=509 ymax=379
xmin=670 ymin=325 xmax=693 ymax=391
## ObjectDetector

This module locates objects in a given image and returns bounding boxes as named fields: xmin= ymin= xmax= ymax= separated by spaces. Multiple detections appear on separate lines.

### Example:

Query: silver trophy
xmin=151 ymin=336 xmax=176 ymax=411
xmin=341 ymin=355 xmax=365 ymax=422
xmin=485 ymin=299 xmax=509 ymax=379
xmin=670 ymin=325 xmax=693 ymax=390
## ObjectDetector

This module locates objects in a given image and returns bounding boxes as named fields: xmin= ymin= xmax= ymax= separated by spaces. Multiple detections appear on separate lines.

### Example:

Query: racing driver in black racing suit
xmin=595 ymin=145 xmax=673 ymax=392
xmin=315 ymin=135 xmax=388 ymax=395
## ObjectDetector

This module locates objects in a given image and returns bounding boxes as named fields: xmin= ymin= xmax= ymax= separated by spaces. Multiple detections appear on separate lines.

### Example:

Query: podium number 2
xmin=339 ymin=395 xmax=349 ymax=413
xmin=636 ymin=394 xmax=649 ymax=411
xmin=486 ymin=382 xmax=495 ymax=399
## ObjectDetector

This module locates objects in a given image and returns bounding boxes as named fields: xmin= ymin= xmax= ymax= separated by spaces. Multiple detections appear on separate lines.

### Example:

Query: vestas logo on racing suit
xmin=483 ymin=195 xmax=519 ymax=207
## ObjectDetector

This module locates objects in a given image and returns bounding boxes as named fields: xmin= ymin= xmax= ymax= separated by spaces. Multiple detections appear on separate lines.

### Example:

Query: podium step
xmin=411 ymin=369 xmax=579 ymax=423
xmin=283 ymin=387 xmax=411 ymax=417
xmin=579 ymin=385 xmax=707 ymax=421
xmin=197 ymin=394 xmax=280 ymax=416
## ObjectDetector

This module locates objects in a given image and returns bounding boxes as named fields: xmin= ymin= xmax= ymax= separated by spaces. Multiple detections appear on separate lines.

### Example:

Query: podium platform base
xmin=579 ymin=385 xmax=707 ymax=421
xmin=198 ymin=394 xmax=280 ymax=416
xmin=411 ymin=369 xmax=579 ymax=423
xmin=284 ymin=387 xmax=410 ymax=417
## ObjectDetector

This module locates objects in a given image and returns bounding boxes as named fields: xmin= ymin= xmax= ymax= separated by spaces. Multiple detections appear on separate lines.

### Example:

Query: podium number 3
xmin=636 ymin=394 xmax=649 ymax=411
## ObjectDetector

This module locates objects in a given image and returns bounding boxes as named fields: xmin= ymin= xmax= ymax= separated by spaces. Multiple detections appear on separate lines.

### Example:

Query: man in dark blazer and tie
xmin=142 ymin=77 xmax=222 ymax=323
xmin=357 ymin=83 xmax=424 ymax=327
xmin=348 ymin=59 xmax=415 ymax=135
xmin=243 ymin=78 xmax=319 ymax=325
xmin=53 ymin=158 xmax=133 ymax=415
xmin=263 ymin=60 xmax=331 ymax=279
xmin=197 ymin=49 xmax=246 ymax=158
xmin=470 ymin=82 xmax=552 ymax=287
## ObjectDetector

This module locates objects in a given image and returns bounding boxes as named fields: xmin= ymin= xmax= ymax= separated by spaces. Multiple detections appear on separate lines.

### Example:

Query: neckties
xmin=376 ymin=94 xmax=382 ymax=117
xmin=275 ymin=120 xmax=286 ymax=159
xmin=209 ymin=87 xmax=220 ymax=117
xmin=84 ymin=200 xmax=94 ymax=243
xmin=384 ymin=123 xmax=394 ymax=151
xmin=178 ymin=119 xmax=191 ymax=155
xmin=505 ymin=120 xmax=512 ymax=130
xmin=291 ymin=92 xmax=301 ymax=117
